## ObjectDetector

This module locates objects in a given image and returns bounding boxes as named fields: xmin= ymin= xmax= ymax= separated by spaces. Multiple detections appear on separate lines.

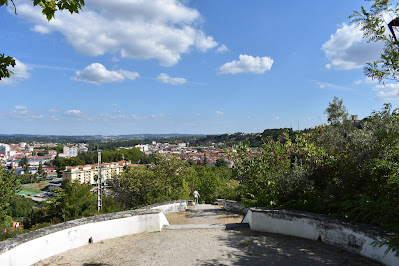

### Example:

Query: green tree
xmin=110 ymin=166 xmax=160 ymax=209
xmin=230 ymin=132 xmax=294 ymax=207
xmin=215 ymin=158 xmax=228 ymax=167
xmin=24 ymin=163 xmax=30 ymax=174
xmin=152 ymin=155 xmax=191 ymax=200
xmin=350 ymin=0 xmax=399 ymax=82
xmin=0 ymin=0 xmax=85 ymax=80
xmin=46 ymin=180 xmax=97 ymax=222
xmin=193 ymin=165 xmax=231 ymax=203
xmin=0 ymin=167 xmax=21 ymax=231
xmin=37 ymin=161 xmax=47 ymax=179
xmin=20 ymin=157 xmax=28 ymax=167
xmin=54 ymin=145 xmax=64 ymax=154
xmin=7 ymin=196 xmax=33 ymax=221
xmin=324 ymin=96 xmax=349 ymax=126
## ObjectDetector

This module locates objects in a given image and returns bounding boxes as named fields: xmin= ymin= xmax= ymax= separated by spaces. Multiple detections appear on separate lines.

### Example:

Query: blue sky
xmin=0 ymin=0 xmax=397 ymax=135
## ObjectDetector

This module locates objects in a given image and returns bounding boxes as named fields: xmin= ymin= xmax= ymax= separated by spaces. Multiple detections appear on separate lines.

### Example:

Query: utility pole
xmin=97 ymin=150 xmax=102 ymax=211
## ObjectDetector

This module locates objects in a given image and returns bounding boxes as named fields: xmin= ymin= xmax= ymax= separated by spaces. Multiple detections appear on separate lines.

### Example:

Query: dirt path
xmin=35 ymin=205 xmax=381 ymax=266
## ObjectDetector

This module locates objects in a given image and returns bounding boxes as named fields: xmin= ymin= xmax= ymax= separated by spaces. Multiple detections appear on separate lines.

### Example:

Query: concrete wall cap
xmin=0 ymin=200 xmax=187 ymax=254
xmin=249 ymin=207 xmax=394 ymax=239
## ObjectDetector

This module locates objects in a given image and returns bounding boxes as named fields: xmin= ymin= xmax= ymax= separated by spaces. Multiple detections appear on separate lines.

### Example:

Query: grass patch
xmin=17 ymin=182 xmax=49 ymax=196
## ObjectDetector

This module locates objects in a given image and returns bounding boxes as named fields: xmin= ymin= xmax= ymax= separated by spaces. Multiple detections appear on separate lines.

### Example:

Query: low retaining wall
xmin=223 ymin=200 xmax=248 ymax=215
xmin=0 ymin=200 xmax=187 ymax=266
xmin=140 ymin=200 xmax=188 ymax=213
xmin=243 ymin=208 xmax=398 ymax=265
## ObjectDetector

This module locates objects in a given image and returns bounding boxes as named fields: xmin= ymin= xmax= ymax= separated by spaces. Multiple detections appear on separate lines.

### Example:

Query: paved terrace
xmin=35 ymin=204 xmax=380 ymax=265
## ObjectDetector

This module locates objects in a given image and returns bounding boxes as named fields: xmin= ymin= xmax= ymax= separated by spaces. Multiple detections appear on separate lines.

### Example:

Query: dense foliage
xmin=230 ymin=101 xmax=399 ymax=255
xmin=109 ymin=155 xmax=233 ymax=209
xmin=186 ymin=128 xmax=294 ymax=147
xmin=21 ymin=180 xmax=121 ymax=229
xmin=88 ymin=140 xmax=142 ymax=151
xmin=0 ymin=168 xmax=21 ymax=230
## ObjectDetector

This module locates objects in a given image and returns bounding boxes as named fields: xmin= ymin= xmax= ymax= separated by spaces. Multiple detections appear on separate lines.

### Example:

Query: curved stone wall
xmin=0 ymin=200 xmax=187 ymax=266
xmin=223 ymin=200 xmax=248 ymax=215
xmin=243 ymin=208 xmax=398 ymax=265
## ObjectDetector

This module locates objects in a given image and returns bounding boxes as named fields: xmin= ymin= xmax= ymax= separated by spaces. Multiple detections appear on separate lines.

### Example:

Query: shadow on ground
xmin=196 ymin=227 xmax=381 ymax=266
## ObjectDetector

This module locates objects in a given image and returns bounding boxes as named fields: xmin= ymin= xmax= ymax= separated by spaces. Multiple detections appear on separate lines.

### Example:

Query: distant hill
xmin=0 ymin=130 xmax=294 ymax=148
xmin=156 ymin=128 xmax=295 ymax=148
xmin=187 ymin=128 xmax=295 ymax=147
xmin=0 ymin=134 xmax=205 ymax=144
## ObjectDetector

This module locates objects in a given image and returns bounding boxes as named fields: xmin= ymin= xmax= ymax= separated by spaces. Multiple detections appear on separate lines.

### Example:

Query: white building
xmin=63 ymin=146 xmax=78 ymax=158
xmin=78 ymin=143 xmax=89 ymax=153
xmin=62 ymin=161 xmax=131 ymax=185
xmin=25 ymin=145 xmax=34 ymax=152
xmin=19 ymin=142 xmax=26 ymax=148
xmin=0 ymin=144 xmax=10 ymax=157
xmin=135 ymin=144 xmax=149 ymax=153
xmin=27 ymin=155 xmax=56 ymax=166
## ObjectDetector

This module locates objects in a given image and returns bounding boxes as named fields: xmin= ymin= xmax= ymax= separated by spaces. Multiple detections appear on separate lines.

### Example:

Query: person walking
xmin=193 ymin=190 xmax=200 ymax=205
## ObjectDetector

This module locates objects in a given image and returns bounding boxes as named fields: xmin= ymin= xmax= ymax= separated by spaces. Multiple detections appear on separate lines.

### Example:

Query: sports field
xmin=17 ymin=182 xmax=49 ymax=196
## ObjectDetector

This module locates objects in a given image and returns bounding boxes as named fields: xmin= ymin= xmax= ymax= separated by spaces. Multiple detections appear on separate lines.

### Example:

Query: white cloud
xmin=218 ymin=54 xmax=274 ymax=74
xmin=273 ymin=116 xmax=280 ymax=120
xmin=354 ymin=76 xmax=379 ymax=85
xmin=195 ymin=31 xmax=218 ymax=52
xmin=157 ymin=73 xmax=186 ymax=85
xmin=48 ymin=109 xmax=60 ymax=113
xmin=10 ymin=105 xmax=43 ymax=120
xmin=13 ymin=0 xmax=218 ymax=66
xmin=313 ymin=80 xmax=354 ymax=92
xmin=74 ymin=63 xmax=139 ymax=84
xmin=321 ymin=23 xmax=383 ymax=70
xmin=64 ymin=110 xmax=83 ymax=117
xmin=15 ymin=105 xmax=28 ymax=110
xmin=0 ymin=59 xmax=31 ymax=86
xmin=216 ymin=111 xmax=223 ymax=115
xmin=373 ymin=83 xmax=399 ymax=101
xmin=151 ymin=114 xmax=166 ymax=119
xmin=99 ymin=110 xmax=133 ymax=120
xmin=365 ymin=77 xmax=379 ymax=84
xmin=216 ymin=44 xmax=229 ymax=53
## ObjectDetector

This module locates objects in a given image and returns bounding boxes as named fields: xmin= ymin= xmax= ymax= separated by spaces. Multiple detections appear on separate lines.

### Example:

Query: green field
xmin=17 ymin=182 xmax=49 ymax=196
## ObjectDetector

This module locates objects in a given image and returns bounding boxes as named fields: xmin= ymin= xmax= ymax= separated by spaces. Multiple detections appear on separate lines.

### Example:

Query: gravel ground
xmin=34 ymin=205 xmax=381 ymax=266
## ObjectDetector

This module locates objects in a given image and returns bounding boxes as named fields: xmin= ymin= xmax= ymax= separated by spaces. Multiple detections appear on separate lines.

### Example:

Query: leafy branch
xmin=350 ymin=0 xmax=399 ymax=83
xmin=0 ymin=0 xmax=85 ymax=80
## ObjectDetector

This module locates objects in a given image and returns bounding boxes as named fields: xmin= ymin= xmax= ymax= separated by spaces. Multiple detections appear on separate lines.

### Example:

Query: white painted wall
xmin=244 ymin=209 xmax=398 ymax=266
xmin=0 ymin=210 xmax=171 ymax=266
xmin=150 ymin=201 xmax=187 ymax=213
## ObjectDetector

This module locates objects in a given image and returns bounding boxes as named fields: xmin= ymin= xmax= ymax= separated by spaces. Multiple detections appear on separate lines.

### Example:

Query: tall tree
xmin=324 ymin=96 xmax=349 ymax=126
xmin=0 ymin=167 xmax=21 ymax=231
xmin=46 ymin=180 xmax=97 ymax=222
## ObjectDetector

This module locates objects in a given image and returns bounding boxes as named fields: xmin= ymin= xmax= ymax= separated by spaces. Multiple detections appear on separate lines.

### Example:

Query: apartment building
xmin=62 ymin=160 xmax=130 ymax=185
xmin=0 ymin=144 xmax=10 ymax=156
